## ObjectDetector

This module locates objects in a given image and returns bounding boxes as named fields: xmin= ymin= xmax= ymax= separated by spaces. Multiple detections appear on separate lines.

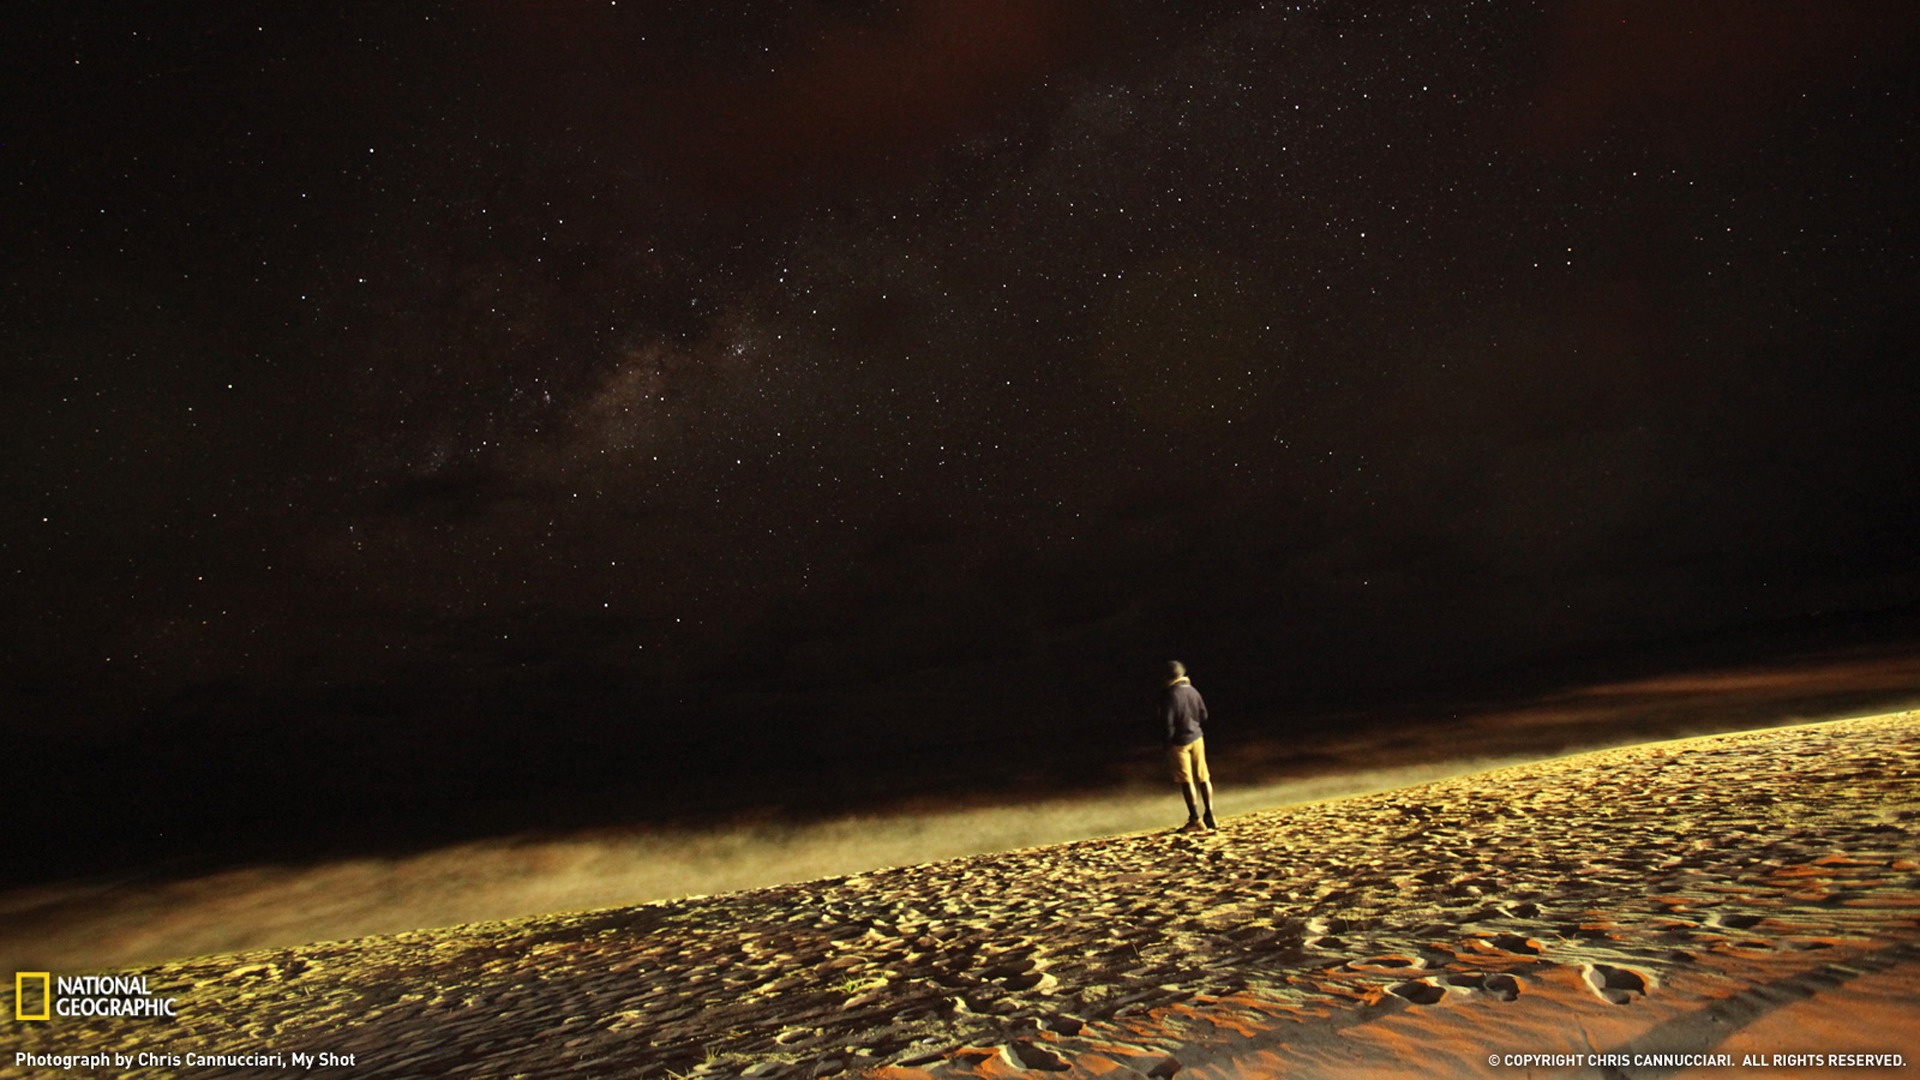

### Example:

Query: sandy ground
xmin=8 ymin=649 xmax=1916 ymax=978
xmin=0 ymin=758 xmax=1552 ymax=977
xmin=6 ymin=711 xmax=1916 ymax=1078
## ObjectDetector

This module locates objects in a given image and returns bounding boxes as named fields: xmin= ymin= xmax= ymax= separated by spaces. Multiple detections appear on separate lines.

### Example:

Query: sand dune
xmin=7 ymin=712 xmax=1917 ymax=1078
xmin=0 ymin=756 xmax=1555 ymax=977
xmin=12 ymin=647 xmax=1917 ymax=979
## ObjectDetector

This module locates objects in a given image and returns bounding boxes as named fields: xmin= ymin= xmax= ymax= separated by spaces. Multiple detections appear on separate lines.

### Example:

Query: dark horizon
xmin=12 ymin=617 xmax=1919 ymax=891
xmin=7 ymin=3 xmax=1919 ymax=885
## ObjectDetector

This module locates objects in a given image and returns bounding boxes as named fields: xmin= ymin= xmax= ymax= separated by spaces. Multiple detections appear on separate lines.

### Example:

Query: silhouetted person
xmin=1162 ymin=660 xmax=1217 ymax=831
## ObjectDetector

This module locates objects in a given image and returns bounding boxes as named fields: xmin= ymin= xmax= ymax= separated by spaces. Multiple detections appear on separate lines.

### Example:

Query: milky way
xmin=7 ymin=2 xmax=1919 ymax=872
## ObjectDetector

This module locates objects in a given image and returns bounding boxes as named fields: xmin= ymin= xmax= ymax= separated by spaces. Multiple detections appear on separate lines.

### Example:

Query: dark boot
xmin=1200 ymin=781 xmax=1218 ymax=830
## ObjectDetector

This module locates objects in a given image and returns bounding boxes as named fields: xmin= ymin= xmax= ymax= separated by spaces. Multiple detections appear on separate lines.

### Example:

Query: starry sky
xmin=8 ymin=2 xmax=1920 ymax=871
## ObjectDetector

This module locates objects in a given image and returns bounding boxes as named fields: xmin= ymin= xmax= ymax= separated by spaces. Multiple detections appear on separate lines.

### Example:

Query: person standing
xmin=1162 ymin=660 xmax=1217 ymax=831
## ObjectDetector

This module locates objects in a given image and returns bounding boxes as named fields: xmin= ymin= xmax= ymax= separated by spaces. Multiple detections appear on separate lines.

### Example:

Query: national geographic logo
xmin=13 ymin=973 xmax=178 ymax=1020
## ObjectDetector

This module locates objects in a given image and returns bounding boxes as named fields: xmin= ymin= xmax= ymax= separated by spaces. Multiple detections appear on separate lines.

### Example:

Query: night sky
xmin=8 ymin=2 xmax=1920 ymax=877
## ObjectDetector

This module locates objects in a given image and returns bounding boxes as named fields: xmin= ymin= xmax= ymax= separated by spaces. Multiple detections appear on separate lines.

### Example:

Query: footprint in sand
xmin=1444 ymin=972 xmax=1524 ymax=1001
xmin=1347 ymin=954 xmax=1426 ymax=973
xmin=1482 ymin=926 xmax=1543 ymax=949
xmin=1482 ymin=973 xmax=1521 ymax=1000
xmin=1005 ymin=1040 xmax=1072 ymax=1071
xmin=1583 ymin=963 xmax=1651 ymax=1005
xmin=1389 ymin=978 xmax=1447 ymax=1004
xmin=1042 ymin=1014 xmax=1086 ymax=1035
xmin=990 ymin=966 xmax=1055 ymax=993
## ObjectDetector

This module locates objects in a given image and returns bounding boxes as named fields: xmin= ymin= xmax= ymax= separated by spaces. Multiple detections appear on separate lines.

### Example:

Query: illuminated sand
xmin=10 ymin=650 xmax=1917 ymax=977
xmin=8 ymin=713 xmax=1917 ymax=1078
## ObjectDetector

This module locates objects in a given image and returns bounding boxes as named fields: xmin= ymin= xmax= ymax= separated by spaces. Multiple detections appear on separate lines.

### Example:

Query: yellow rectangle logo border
xmin=15 ymin=971 xmax=52 ymax=1021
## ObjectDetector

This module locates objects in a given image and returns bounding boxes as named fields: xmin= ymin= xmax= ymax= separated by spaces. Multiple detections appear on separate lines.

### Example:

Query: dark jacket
xmin=1162 ymin=678 xmax=1208 ymax=747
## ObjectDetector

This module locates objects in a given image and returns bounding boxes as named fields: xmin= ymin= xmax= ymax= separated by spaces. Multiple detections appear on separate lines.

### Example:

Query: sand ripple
xmin=6 ymin=713 xmax=1917 ymax=1078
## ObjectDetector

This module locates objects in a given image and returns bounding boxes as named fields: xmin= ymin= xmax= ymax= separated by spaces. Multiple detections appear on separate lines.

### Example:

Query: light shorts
xmin=1169 ymin=737 xmax=1211 ymax=785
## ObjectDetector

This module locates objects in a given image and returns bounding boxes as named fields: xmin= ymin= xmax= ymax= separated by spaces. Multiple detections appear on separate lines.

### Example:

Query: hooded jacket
xmin=1162 ymin=677 xmax=1208 ymax=747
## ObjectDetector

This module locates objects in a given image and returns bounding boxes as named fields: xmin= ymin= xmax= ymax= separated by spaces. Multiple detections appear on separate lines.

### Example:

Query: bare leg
xmin=1200 ymin=781 xmax=1217 ymax=829
xmin=1179 ymin=782 xmax=1200 ymax=824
